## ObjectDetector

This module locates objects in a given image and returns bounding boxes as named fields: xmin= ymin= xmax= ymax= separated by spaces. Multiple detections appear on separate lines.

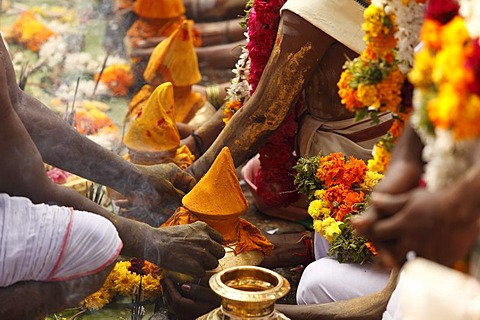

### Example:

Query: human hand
xmin=128 ymin=37 xmax=166 ymax=58
xmin=177 ymin=122 xmax=195 ymax=139
xmin=353 ymin=188 xmax=480 ymax=269
xmin=117 ymin=163 xmax=196 ymax=226
xmin=144 ymin=221 xmax=225 ymax=278
xmin=161 ymin=277 xmax=220 ymax=320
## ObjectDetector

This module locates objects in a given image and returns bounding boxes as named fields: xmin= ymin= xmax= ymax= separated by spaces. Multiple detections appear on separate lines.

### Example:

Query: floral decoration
xmin=82 ymin=260 xmax=162 ymax=311
xmin=409 ymin=0 xmax=480 ymax=191
xmin=223 ymin=0 xmax=300 ymax=207
xmin=11 ymin=11 xmax=56 ymax=52
xmin=338 ymin=0 xmax=424 ymax=174
xmin=94 ymin=64 xmax=134 ymax=96
xmin=294 ymin=153 xmax=382 ymax=264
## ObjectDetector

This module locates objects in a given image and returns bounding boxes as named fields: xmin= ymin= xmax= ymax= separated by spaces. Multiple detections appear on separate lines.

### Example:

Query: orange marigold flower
xmin=223 ymin=99 xmax=243 ymax=124
xmin=95 ymin=64 xmax=134 ymax=96
xmin=365 ymin=242 xmax=378 ymax=255
xmin=11 ymin=11 xmax=56 ymax=52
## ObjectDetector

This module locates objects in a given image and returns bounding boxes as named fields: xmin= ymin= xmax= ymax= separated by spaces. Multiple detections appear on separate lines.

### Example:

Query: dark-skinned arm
xmin=188 ymin=11 xmax=334 ymax=180
xmin=181 ymin=108 xmax=226 ymax=157
xmin=0 ymin=35 xmax=193 ymax=216
xmin=0 ymin=55 xmax=224 ymax=278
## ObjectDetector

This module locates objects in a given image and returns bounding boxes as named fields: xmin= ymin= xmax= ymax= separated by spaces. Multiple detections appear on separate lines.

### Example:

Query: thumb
xmin=180 ymin=283 xmax=221 ymax=304
xmin=172 ymin=170 xmax=197 ymax=194
xmin=370 ymin=192 xmax=410 ymax=218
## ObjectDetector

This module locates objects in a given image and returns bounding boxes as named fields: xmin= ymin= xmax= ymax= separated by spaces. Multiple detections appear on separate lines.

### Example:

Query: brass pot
xmin=198 ymin=266 xmax=290 ymax=320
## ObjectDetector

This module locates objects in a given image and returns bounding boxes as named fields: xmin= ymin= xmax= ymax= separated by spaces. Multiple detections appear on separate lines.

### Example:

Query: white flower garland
xmin=225 ymin=32 xmax=251 ymax=105
xmin=411 ymin=0 xmax=480 ymax=191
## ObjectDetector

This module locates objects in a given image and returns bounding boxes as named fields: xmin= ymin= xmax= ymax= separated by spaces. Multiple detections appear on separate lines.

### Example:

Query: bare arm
xmin=0 ymin=266 xmax=113 ymax=320
xmin=196 ymin=39 xmax=247 ymax=70
xmin=354 ymin=122 xmax=480 ymax=268
xmin=188 ymin=11 xmax=334 ymax=180
xmin=0 ymin=36 xmax=224 ymax=278
xmin=0 ymin=36 xmax=193 ymax=216
xmin=184 ymin=0 xmax=247 ymax=21
xmin=181 ymin=108 xmax=226 ymax=157
xmin=275 ymin=270 xmax=398 ymax=320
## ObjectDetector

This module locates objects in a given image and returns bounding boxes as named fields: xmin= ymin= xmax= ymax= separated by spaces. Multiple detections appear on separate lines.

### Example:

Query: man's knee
xmin=59 ymin=262 xmax=115 ymax=307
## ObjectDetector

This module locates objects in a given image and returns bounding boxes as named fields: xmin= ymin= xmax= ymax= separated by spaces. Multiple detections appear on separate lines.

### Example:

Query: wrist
xmin=191 ymin=131 xmax=205 ymax=157
xmin=123 ymin=164 xmax=160 ymax=203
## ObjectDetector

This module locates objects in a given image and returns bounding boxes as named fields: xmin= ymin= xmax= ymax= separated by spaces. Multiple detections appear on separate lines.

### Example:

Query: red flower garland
xmin=425 ymin=0 xmax=459 ymax=24
xmin=247 ymin=0 xmax=301 ymax=208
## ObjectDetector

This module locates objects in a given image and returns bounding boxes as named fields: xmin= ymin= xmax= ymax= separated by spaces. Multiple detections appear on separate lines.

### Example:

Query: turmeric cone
xmin=144 ymin=19 xmax=201 ymax=87
xmin=124 ymin=82 xmax=179 ymax=153
xmin=164 ymin=147 xmax=274 ymax=256
xmin=134 ymin=0 xmax=185 ymax=19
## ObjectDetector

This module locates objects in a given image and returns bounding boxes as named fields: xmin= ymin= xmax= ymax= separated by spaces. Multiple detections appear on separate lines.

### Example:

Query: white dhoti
xmin=0 ymin=193 xmax=122 ymax=287
xmin=297 ymin=256 xmax=391 ymax=304
xmin=296 ymin=234 xmax=391 ymax=304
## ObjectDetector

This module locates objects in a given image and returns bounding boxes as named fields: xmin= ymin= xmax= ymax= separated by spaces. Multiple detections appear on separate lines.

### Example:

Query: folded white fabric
xmin=397 ymin=258 xmax=480 ymax=319
xmin=0 ymin=193 xmax=122 ymax=287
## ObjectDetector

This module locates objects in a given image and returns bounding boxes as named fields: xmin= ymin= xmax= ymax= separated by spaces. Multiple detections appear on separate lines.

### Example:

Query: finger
xmin=350 ymin=208 xmax=380 ymax=234
xmin=200 ymin=223 xmax=224 ymax=245
xmin=180 ymin=283 xmax=221 ymax=304
xmin=114 ymin=199 xmax=130 ymax=208
xmin=208 ymin=243 xmax=226 ymax=260
xmin=371 ymin=212 xmax=406 ymax=239
xmin=201 ymin=250 xmax=220 ymax=271
xmin=370 ymin=192 xmax=410 ymax=217
xmin=161 ymin=278 xmax=183 ymax=306
xmin=172 ymin=170 xmax=197 ymax=194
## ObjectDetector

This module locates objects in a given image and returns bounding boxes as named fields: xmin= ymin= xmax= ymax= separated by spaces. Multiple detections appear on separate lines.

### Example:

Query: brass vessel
xmin=198 ymin=266 xmax=291 ymax=320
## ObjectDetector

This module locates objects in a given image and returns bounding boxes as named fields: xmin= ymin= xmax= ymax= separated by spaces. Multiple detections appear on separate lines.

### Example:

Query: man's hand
xmin=117 ymin=163 xmax=196 ymax=226
xmin=354 ymin=188 xmax=480 ymax=269
xmin=161 ymin=277 xmax=220 ymax=320
xmin=143 ymin=221 xmax=225 ymax=278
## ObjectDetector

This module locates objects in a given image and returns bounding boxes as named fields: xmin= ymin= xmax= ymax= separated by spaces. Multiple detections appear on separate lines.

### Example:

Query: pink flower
xmin=46 ymin=167 xmax=70 ymax=184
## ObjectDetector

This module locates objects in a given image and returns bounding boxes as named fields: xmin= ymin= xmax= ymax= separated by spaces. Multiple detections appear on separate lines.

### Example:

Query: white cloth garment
xmin=383 ymin=258 xmax=480 ymax=319
xmin=281 ymin=0 xmax=366 ymax=54
xmin=297 ymin=234 xmax=390 ymax=304
xmin=0 ymin=193 xmax=122 ymax=286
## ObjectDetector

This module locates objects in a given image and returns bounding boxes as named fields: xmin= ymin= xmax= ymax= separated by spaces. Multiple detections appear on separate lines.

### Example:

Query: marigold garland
xmin=294 ymin=153 xmax=381 ymax=264
xmin=338 ymin=0 xmax=424 ymax=174
xmin=409 ymin=0 xmax=480 ymax=193
xmin=81 ymin=260 xmax=162 ymax=311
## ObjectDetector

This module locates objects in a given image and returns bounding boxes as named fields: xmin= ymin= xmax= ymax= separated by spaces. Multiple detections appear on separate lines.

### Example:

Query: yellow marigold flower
xmin=11 ymin=11 xmax=56 ymax=52
xmin=111 ymin=261 xmax=141 ymax=297
xmin=357 ymin=83 xmax=379 ymax=109
xmin=440 ymin=16 xmax=470 ymax=48
xmin=430 ymin=84 xmax=461 ymax=130
xmin=360 ymin=170 xmax=384 ymax=191
xmin=321 ymin=217 xmax=343 ymax=243
xmin=142 ymin=273 xmax=163 ymax=301
xmin=312 ymin=219 xmax=323 ymax=235
xmin=314 ymin=189 xmax=326 ymax=199
xmin=409 ymin=49 xmax=435 ymax=88
xmin=368 ymin=142 xmax=391 ymax=173
xmin=308 ymin=199 xmax=330 ymax=220
xmin=82 ymin=288 xmax=113 ymax=310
